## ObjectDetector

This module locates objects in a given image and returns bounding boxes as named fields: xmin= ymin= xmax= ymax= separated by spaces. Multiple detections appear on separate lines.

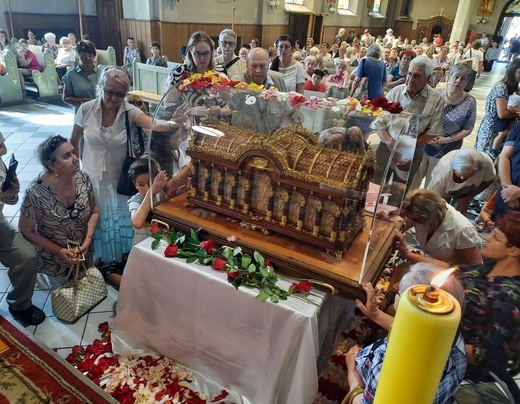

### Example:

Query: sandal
xmin=475 ymin=222 xmax=486 ymax=233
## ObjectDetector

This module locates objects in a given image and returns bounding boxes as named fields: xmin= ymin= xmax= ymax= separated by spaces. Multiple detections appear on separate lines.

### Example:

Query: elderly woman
xmin=386 ymin=49 xmax=414 ymax=89
xmin=270 ymin=35 xmax=306 ymax=94
xmin=428 ymin=149 xmax=495 ymax=214
xmin=395 ymin=189 xmax=482 ymax=266
xmin=325 ymin=57 xmax=349 ymax=88
xmin=303 ymin=55 xmax=317 ymax=80
xmin=19 ymin=136 xmax=99 ymax=277
xmin=474 ymin=58 xmax=520 ymax=153
xmin=164 ymin=31 xmax=228 ymax=124
xmin=350 ymin=44 xmax=386 ymax=99
xmin=413 ymin=63 xmax=477 ymax=189
xmin=346 ymin=262 xmax=466 ymax=404
xmin=62 ymin=41 xmax=99 ymax=113
xmin=42 ymin=32 xmax=58 ymax=59
xmin=70 ymin=67 xmax=182 ymax=269
xmin=430 ymin=45 xmax=451 ymax=88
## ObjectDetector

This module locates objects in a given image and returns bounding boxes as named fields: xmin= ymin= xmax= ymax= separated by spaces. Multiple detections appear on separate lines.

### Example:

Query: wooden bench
xmin=27 ymin=48 xmax=60 ymax=100
xmin=0 ymin=49 xmax=25 ymax=106
xmin=97 ymin=46 xmax=117 ymax=67
xmin=129 ymin=60 xmax=178 ymax=106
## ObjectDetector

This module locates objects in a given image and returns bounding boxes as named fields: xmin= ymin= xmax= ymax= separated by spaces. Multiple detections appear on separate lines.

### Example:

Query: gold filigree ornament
xmin=253 ymin=157 xmax=269 ymax=170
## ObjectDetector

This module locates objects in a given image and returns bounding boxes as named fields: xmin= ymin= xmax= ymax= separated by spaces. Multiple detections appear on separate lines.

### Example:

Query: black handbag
xmin=116 ymin=111 xmax=145 ymax=196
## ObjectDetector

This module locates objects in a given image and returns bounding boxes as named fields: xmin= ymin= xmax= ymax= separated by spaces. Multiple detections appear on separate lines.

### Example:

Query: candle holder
xmin=409 ymin=285 xmax=456 ymax=314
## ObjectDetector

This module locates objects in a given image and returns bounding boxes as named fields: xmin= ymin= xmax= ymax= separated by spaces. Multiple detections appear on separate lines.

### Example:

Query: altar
xmin=111 ymin=239 xmax=355 ymax=404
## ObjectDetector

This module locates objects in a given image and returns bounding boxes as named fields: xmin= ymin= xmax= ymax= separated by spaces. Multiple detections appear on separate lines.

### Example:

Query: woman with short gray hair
xmin=413 ymin=62 xmax=477 ymax=189
xmin=428 ymin=148 xmax=495 ymax=214
xmin=349 ymin=43 xmax=386 ymax=99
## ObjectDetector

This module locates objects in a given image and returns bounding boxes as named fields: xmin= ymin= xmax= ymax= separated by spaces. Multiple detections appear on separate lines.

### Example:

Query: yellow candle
xmin=373 ymin=285 xmax=461 ymax=404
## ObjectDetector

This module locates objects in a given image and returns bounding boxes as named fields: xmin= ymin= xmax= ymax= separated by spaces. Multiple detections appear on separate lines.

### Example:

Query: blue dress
xmin=356 ymin=58 xmax=387 ymax=99
xmin=474 ymin=82 xmax=508 ymax=151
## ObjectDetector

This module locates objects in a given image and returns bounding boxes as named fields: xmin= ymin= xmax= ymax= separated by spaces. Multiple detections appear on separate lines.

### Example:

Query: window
xmin=372 ymin=0 xmax=381 ymax=13
xmin=337 ymin=0 xmax=356 ymax=15
xmin=285 ymin=0 xmax=304 ymax=4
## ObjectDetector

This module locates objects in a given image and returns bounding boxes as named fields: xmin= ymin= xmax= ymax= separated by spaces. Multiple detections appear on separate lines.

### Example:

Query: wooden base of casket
xmin=151 ymin=192 xmax=397 ymax=300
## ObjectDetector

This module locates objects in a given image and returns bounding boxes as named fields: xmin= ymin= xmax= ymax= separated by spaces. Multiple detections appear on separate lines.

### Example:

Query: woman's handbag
xmin=117 ymin=111 xmax=145 ymax=196
xmin=461 ymin=50 xmax=478 ymax=92
xmin=51 ymin=262 xmax=107 ymax=322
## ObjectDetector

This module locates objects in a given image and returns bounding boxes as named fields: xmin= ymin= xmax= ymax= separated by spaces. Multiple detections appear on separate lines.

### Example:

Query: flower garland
xmin=66 ymin=323 xmax=229 ymax=403
xmin=150 ymin=226 xmax=333 ymax=305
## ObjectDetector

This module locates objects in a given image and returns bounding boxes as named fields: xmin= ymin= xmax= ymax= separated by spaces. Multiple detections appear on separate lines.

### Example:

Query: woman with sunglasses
xmin=395 ymin=188 xmax=482 ymax=266
xmin=270 ymin=35 xmax=306 ymax=94
xmin=163 ymin=31 xmax=229 ymax=125
xmin=19 ymin=136 xmax=99 ymax=279
xmin=70 ymin=67 xmax=184 ymax=272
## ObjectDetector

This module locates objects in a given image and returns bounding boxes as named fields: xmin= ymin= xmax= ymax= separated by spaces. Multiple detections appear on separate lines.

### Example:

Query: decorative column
xmin=450 ymin=0 xmax=478 ymax=42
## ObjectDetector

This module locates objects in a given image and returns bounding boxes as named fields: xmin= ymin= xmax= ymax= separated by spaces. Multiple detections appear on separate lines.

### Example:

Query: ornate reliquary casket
xmin=187 ymin=118 xmax=375 ymax=254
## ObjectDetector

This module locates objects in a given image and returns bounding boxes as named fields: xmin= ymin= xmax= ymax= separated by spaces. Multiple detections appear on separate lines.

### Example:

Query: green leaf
xmin=263 ymin=288 xmax=274 ymax=296
xmin=241 ymin=255 xmax=251 ymax=269
xmin=269 ymin=295 xmax=279 ymax=303
xmin=233 ymin=247 xmax=242 ymax=256
xmin=255 ymin=292 xmax=270 ymax=302
xmin=222 ymin=247 xmax=233 ymax=260
xmin=151 ymin=239 xmax=160 ymax=250
xmin=259 ymin=266 xmax=269 ymax=278
xmin=248 ymin=263 xmax=256 ymax=274
xmin=186 ymin=256 xmax=197 ymax=264
xmin=253 ymin=251 xmax=265 ymax=266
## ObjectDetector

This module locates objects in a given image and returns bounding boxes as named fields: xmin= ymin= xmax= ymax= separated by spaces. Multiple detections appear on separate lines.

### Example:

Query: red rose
xmin=164 ymin=244 xmax=179 ymax=257
xmin=212 ymin=390 xmax=230 ymax=402
xmin=98 ymin=322 xmax=109 ymax=333
xmin=228 ymin=271 xmax=239 ymax=280
xmin=297 ymin=281 xmax=312 ymax=293
xmin=265 ymin=258 xmax=272 ymax=267
xmin=387 ymin=102 xmax=403 ymax=114
xmin=199 ymin=239 xmax=214 ymax=254
xmin=150 ymin=223 xmax=160 ymax=235
xmin=213 ymin=257 xmax=228 ymax=272
xmin=371 ymin=96 xmax=388 ymax=109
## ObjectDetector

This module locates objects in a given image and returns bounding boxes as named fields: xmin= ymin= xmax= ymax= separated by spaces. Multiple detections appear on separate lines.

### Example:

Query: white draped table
xmin=112 ymin=239 xmax=354 ymax=404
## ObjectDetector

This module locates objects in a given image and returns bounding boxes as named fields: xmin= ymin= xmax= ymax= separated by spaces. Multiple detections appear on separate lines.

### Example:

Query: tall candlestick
xmin=374 ymin=285 xmax=461 ymax=403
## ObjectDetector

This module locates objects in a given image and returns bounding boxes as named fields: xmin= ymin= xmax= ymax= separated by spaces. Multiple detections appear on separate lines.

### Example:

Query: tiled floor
xmin=0 ymin=64 xmax=518 ymax=394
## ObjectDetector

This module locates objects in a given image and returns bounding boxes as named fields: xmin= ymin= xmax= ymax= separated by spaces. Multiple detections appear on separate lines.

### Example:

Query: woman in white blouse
xmin=270 ymin=35 xmax=306 ymax=94
xmin=70 ymin=67 xmax=182 ymax=268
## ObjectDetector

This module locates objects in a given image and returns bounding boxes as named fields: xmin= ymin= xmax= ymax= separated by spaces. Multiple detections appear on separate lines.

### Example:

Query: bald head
xmin=246 ymin=47 xmax=270 ymax=85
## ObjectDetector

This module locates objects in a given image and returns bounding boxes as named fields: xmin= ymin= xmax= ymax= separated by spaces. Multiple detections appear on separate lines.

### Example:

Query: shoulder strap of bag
xmin=136 ymin=126 xmax=145 ymax=156
xmin=124 ymin=110 xmax=136 ymax=158
xmin=225 ymin=56 xmax=241 ymax=70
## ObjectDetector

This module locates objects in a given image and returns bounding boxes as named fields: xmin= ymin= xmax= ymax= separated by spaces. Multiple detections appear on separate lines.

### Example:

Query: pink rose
xmin=150 ymin=223 xmax=160 ymax=235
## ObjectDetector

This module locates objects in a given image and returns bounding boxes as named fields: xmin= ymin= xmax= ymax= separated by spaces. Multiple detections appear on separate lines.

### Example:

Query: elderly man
xmin=230 ymin=48 xmax=299 ymax=133
xmin=215 ymin=28 xmax=246 ymax=78
xmin=234 ymin=47 xmax=286 ymax=90
xmin=376 ymin=55 xmax=444 ymax=189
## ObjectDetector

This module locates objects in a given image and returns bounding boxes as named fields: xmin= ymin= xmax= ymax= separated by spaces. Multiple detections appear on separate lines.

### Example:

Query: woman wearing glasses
xmin=395 ymin=188 xmax=482 ymax=266
xmin=163 ymin=31 xmax=228 ymax=124
xmin=70 ymin=67 xmax=182 ymax=272
xmin=19 ymin=136 xmax=99 ymax=279
xmin=270 ymin=35 xmax=306 ymax=94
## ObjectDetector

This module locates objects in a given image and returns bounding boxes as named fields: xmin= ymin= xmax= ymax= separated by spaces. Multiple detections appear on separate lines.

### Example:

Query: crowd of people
xmin=1 ymin=24 xmax=520 ymax=404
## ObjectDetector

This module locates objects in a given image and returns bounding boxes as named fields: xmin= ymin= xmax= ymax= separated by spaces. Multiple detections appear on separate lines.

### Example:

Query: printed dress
xmin=474 ymin=82 xmax=509 ymax=151
xmin=21 ymin=171 xmax=95 ymax=276
xmin=124 ymin=46 xmax=140 ymax=69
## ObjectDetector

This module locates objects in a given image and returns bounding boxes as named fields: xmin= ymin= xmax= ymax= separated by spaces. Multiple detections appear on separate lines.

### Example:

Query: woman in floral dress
xmin=474 ymin=58 xmax=520 ymax=152
xmin=430 ymin=46 xmax=451 ymax=88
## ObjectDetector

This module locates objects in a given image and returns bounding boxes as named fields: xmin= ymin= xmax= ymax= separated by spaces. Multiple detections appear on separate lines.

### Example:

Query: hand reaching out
xmin=151 ymin=170 xmax=168 ymax=195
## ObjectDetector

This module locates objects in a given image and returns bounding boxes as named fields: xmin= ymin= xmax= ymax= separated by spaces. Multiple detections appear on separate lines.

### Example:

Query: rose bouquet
xmin=150 ymin=226 xmax=336 ymax=305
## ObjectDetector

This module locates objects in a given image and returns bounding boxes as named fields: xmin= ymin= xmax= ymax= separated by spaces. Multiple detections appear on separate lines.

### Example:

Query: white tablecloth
xmin=112 ymin=239 xmax=354 ymax=404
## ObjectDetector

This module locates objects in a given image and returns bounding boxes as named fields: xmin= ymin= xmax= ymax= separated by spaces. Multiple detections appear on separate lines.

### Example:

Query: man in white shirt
xmin=215 ymin=28 xmax=247 ymax=78
xmin=463 ymin=40 xmax=484 ymax=80
xmin=484 ymin=41 xmax=500 ymax=71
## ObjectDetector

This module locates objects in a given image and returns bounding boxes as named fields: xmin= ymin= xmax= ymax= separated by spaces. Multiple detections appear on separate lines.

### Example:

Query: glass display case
xmin=147 ymin=74 xmax=418 ymax=299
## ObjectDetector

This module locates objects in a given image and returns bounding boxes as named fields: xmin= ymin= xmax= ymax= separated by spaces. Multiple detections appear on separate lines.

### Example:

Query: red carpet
xmin=0 ymin=314 xmax=114 ymax=403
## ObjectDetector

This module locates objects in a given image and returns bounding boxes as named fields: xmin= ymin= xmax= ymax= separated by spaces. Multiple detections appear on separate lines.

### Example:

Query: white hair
xmin=449 ymin=148 xmax=486 ymax=173
xmin=409 ymin=55 xmax=434 ymax=77
xmin=44 ymin=32 xmax=56 ymax=42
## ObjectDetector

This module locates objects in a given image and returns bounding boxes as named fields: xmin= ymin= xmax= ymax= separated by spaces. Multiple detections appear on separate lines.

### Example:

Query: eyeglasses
xmin=104 ymin=89 xmax=126 ymax=99
xmin=128 ymin=100 xmax=143 ymax=106
xmin=488 ymin=229 xmax=515 ymax=247
xmin=192 ymin=50 xmax=212 ymax=59
xmin=220 ymin=41 xmax=236 ymax=48
xmin=405 ymin=214 xmax=422 ymax=224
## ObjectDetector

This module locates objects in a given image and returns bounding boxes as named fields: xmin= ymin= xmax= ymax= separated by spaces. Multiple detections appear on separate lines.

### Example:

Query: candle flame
xmin=431 ymin=267 xmax=457 ymax=288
